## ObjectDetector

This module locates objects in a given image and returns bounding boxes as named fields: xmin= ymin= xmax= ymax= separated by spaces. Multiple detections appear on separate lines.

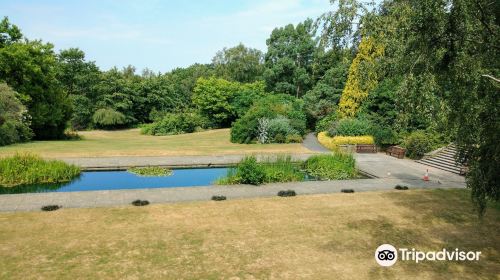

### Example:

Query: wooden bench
xmin=356 ymin=144 xmax=377 ymax=153
xmin=386 ymin=146 xmax=406 ymax=159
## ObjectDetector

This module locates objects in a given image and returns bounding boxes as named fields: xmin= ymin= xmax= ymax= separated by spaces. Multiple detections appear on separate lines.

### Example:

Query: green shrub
xmin=315 ymin=113 xmax=338 ymax=134
xmin=231 ymin=94 xmax=306 ymax=143
xmin=141 ymin=112 xmax=207 ymax=136
xmin=403 ymin=131 xmax=434 ymax=159
xmin=285 ymin=134 xmax=303 ymax=143
xmin=0 ymin=153 xmax=81 ymax=187
xmin=216 ymin=155 xmax=304 ymax=185
xmin=303 ymin=153 xmax=356 ymax=180
xmin=236 ymin=156 xmax=266 ymax=185
xmin=92 ymin=108 xmax=128 ymax=129
xmin=328 ymin=118 xmax=371 ymax=137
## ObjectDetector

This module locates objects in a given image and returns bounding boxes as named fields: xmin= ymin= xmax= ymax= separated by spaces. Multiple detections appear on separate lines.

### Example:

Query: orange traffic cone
xmin=423 ymin=169 xmax=429 ymax=181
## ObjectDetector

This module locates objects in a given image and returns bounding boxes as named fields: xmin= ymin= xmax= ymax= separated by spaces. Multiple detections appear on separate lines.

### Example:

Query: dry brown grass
xmin=0 ymin=129 xmax=313 ymax=158
xmin=0 ymin=189 xmax=498 ymax=279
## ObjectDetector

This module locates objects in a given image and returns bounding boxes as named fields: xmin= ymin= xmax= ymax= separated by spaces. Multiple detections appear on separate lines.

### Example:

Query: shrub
xmin=285 ymin=134 xmax=303 ymax=143
xmin=403 ymin=131 xmax=434 ymax=159
xmin=211 ymin=195 xmax=227 ymax=201
xmin=341 ymin=189 xmax=355 ymax=193
xmin=127 ymin=167 xmax=173 ymax=177
xmin=92 ymin=108 xmax=127 ymax=129
xmin=395 ymin=185 xmax=409 ymax=190
xmin=304 ymin=153 xmax=356 ymax=180
xmin=328 ymin=118 xmax=371 ymax=137
xmin=216 ymin=155 xmax=304 ymax=185
xmin=141 ymin=112 xmax=207 ymax=136
xmin=317 ymin=132 xmax=374 ymax=150
xmin=230 ymin=94 xmax=306 ymax=143
xmin=315 ymin=113 xmax=337 ymax=134
xmin=277 ymin=190 xmax=296 ymax=197
xmin=41 ymin=205 xmax=61 ymax=211
xmin=131 ymin=200 xmax=150 ymax=206
xmin=0 ymin=153 xmax=81 ymax=187
xmin=236 ymin=156 xmax=265 ymax=185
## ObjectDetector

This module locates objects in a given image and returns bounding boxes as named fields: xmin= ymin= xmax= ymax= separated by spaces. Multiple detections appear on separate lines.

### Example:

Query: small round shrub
xmin=277 ymin=190 xmax=296 ymax=197
xmin=394 ymin=185 xmax=409 ymax=190
xmin=236 ymin=156 xmax=265 ymax=185
xmin=341 ymin=189 xmax=355 ymax=193
xmin=403 ymin=131 xmax=434 ymax=159
xmin=132 ymin=200 xmax=150 ymax=206
xmin=211 ymin=195 xmax=227 ymax=201
xmin=41 ymin=205 xmax=61 ymax=211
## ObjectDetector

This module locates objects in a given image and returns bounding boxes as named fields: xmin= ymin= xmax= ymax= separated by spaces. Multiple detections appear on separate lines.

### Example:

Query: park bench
xmin=356 ymin=144 xmax=377 ymax=153
xmin=386 ymin=146 xmax=406 ymax=159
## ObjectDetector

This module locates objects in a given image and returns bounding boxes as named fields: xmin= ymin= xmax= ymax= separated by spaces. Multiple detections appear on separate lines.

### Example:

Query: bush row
xmin=317 ymin=132 xmax=374 ymax=150
xmin=141 ymin=112 xmax=208 ymax=136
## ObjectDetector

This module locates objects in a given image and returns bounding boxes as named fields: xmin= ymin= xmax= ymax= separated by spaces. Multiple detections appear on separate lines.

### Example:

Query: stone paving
xmin=0 ymin=177 xmax=463 ymax=212
xmin=0 ymin=151 xmax=466 ymax=212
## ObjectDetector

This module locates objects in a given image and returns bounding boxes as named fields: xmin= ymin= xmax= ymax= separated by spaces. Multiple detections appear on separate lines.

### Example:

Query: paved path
xmin=0 ymin=152 xmax=466 ymax=212
xmin=302 ymin=133 xmax=330 ymax=152
xmin=60 ymin=153 xmax=319 ymax=170
xmin=0 ymin=177 xmax=463 ymax=212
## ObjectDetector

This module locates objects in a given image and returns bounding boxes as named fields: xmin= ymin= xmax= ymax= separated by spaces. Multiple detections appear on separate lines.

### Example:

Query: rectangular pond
xmin=0 ymin=168 xmax=230 ymax=194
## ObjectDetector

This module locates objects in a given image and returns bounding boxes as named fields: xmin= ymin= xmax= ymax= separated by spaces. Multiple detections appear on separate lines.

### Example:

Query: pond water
xmin=0 ymin=168 xmax=229 ymax=194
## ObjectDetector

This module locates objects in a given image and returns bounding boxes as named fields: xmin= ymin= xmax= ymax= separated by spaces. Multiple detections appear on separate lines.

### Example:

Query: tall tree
xmin=264 ymin=19 xmax=317 ymax=97
xmin=213 ymin=43 xmax=264 ymax=83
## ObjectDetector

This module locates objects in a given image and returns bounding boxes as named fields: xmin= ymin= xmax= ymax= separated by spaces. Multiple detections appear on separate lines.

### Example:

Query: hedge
xmin=317 ymin=132 xmax=374 ymax=150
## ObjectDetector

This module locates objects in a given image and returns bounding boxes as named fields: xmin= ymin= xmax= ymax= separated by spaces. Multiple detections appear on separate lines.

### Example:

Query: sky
xmin=1 ymin=0 xmax=333 ymax=73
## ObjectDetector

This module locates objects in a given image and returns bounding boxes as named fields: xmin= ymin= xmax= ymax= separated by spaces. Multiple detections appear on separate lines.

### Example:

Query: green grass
xmin=304 ymin=152 xmax=356 ymax=180
xmin=216 ymin=155 xmax=304 ymax=185
xmin=0 ymin=128 xmax=314 ymax=158
xmin=127 ymin=166 xmax=173 ymax=176
xmin=217 ymin=153 xmax=357 ymax=185
xmin=0 ymin=153 xmax=81 ymax=187
xmin=0 ymin=189 xmax=498 ymax=279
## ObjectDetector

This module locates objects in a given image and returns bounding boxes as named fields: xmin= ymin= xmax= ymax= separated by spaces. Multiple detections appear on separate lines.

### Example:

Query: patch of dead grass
xmin=0 ymin=189 xmax=498 ymax=279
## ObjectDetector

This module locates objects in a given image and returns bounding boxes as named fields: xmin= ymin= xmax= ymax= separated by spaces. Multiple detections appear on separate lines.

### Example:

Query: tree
xmin=0 ymin=17 xmax=71 ymax=139
xmin=192 ymin=77 xmax=265 ymax=127
xmin=213 ymin=43 xmax=264 ymax=83
xmin=0 ymin=83 xmax=33 ymax=145
xmin=57 ymin=48 xmax=101 ymax=129
xmin=337 ymin=36 xmax=384 ymax=118
xmin=264 ymin=19 xmax=317 ymax=97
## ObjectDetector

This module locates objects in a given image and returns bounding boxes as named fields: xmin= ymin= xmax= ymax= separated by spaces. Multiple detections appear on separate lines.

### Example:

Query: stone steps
xmin=416 ymin=144 xmax=464 ymax=175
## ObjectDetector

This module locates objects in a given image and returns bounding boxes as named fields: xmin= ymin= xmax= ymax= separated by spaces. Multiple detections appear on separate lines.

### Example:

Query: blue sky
xmin=1 ymin=0 xmax=332 ymax=73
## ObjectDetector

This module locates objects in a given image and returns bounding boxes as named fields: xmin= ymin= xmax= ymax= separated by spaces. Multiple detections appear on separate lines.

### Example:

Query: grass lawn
xmin=0 ymin=189 xmax=498 ymax=279
xmin=0 ymin=128 xmax=313 ymax=158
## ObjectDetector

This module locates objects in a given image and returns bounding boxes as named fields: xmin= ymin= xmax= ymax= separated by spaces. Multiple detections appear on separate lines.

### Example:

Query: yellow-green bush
xmin=317 ymin=132 xmax=374 ymax=150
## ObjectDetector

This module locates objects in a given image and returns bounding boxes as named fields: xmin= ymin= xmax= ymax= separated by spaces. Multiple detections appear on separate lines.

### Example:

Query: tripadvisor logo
xmin=375 ymin=244 xmax=481 ymax=267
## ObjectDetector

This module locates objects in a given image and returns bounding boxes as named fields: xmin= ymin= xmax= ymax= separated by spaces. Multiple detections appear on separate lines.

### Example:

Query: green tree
xmin=192 ymin=77 xmax=265 ymax=127
xmin=0 ymin=83 xmax=33 ymax=145
xmin=0 ymin=17 xmax=71 ymax=139
xmin=57 ymin=48 xmax=101 ymax=129
xmin=213 ymin=43 xmax=264 ymax=83
xmin=264 ymin=19 xmax=317 ymax=97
